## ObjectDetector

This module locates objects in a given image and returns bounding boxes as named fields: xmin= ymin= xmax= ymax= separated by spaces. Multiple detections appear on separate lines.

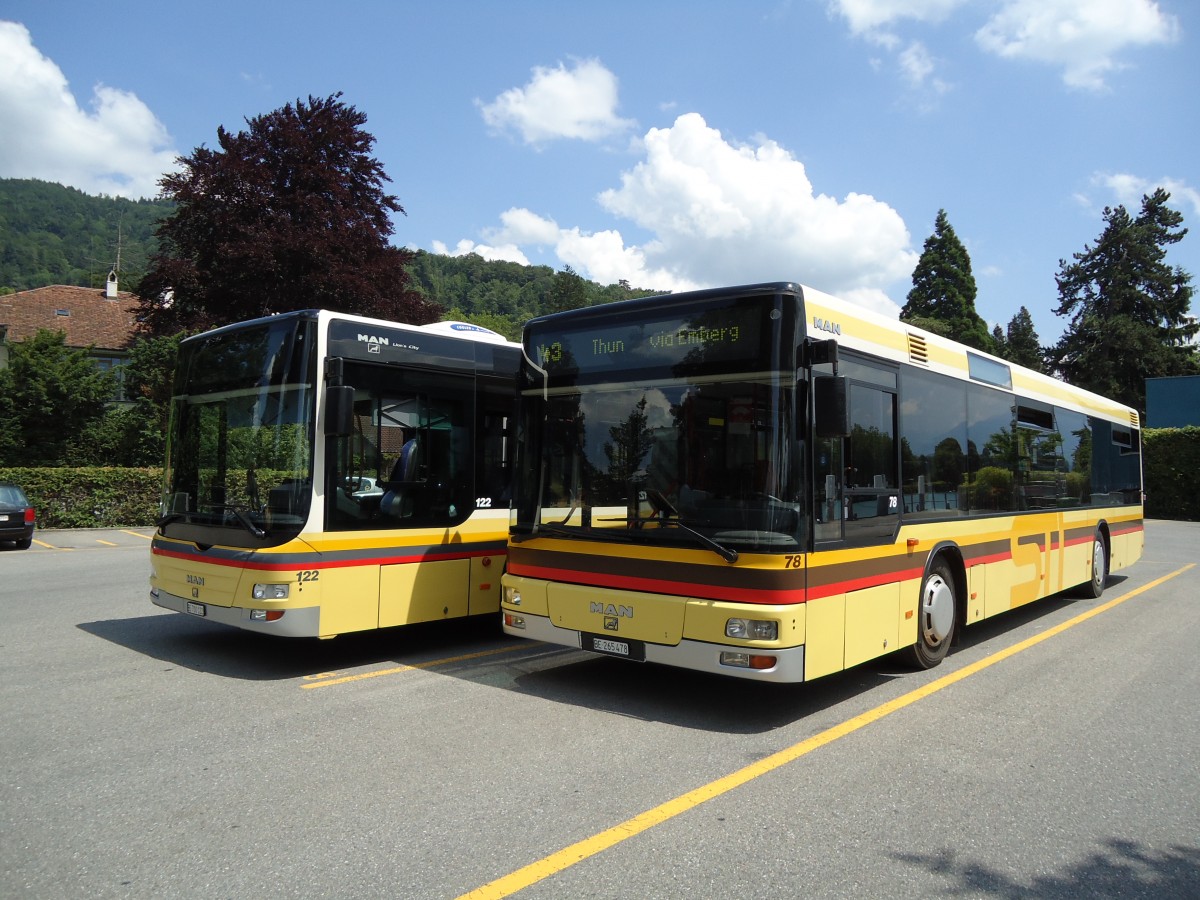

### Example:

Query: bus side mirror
xmin=326 ymin=385 xmax=355 ymax=437
xmin=814 ymin=376 xmax=850 ymax=438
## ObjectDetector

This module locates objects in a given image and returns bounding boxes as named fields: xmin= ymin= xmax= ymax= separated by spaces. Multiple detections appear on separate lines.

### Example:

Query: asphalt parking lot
xmin=3 ymin=520 xmax=1197 ymax=899
xmin=25 ymin=527 xmax=155 ymax=551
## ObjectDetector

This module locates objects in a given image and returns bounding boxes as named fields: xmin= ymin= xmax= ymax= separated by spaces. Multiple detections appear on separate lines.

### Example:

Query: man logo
xmin=590 ymin=602 xmax=633 ymax=618
xmin=812 ymin=317 xmax=842 ymax=336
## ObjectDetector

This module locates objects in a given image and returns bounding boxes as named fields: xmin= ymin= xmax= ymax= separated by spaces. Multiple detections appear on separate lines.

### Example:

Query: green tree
xmin=67 ymin=333 xmax=184 ymax=466
xmin=902 ymin=209 xmax=992 ymax=352
xmin=134 ymin=94 xmax=439 ymax=335
xmin=1049 ymin=189 xmax=1198 ymax=411
xmin=996 ymin=306 xmax=1045 ymax=372
xmin=0 ymin=330 xmax=114 ymax=465
xmin=548 ymin=265 xmax=589 ymax=313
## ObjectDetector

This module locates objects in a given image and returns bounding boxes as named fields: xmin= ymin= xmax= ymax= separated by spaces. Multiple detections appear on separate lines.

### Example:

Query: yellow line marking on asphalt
xmin=123 ymin=530 xmax=153 ymax=540
xmin=32 ymin=538 xmax=71 ymax=550
xmin=301 ymin=644 xmax=529 ymax=690
xmin=457 ymin=564 xmax=1194 ymax=900
xmin=96 ymin=539 xmax=118 ymax=546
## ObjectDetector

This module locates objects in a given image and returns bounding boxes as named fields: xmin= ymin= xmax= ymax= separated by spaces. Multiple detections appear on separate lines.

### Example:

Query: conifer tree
xmin=1049 ymin=189 xmax=1197 ymax=411
xmin=999 ymin=306 xmax=1045 ymax=373
xmin=901 ymin=209 xmax=993 ymax=352
xmin=0 ymin=330 xmax=114 ymax=465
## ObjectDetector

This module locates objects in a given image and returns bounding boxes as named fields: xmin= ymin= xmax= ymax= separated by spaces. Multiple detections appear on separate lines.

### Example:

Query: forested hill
xmin=0 ymin=178 xmax=663 ymax=336
xmin=0 ymin=178 xmax=172 ymax=292
xmin=405 ymin=250 xmax=663 ymax=338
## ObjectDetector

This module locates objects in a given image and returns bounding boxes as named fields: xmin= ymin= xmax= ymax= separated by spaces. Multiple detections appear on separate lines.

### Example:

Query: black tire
xmin=1076 ymin=531 xmax=1107 ymax=599
xmin=906 ymin=557 xmax=956 ymax=669
xmin=16 ymin=536 xmax=32 ymax=550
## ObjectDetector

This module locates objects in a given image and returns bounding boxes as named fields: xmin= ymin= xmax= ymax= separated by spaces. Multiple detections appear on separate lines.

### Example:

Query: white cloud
xmin=485 ymin=207 xmax=564 ymax=247
xmin=478 ymin=58 xmax=636 ymax=145
xmin=1092 ymin=172 xmax=1200 ymax=217
xmin=975 ymin=0 xmax=1181 ymax=90
xmin=827 ymin=2 xmax=962 ymax=99
xmin=431 ymin=238 xmax=530 ymax=266
xmin=445 ymin=113 xmax=916 ymax=317
xmin=828 ymin=0 xmax=968 ymax=43
xmin=0 ymin=21 xmax=178 ymax=198
xmin=897 ymin=40 xmax=950 ymax=95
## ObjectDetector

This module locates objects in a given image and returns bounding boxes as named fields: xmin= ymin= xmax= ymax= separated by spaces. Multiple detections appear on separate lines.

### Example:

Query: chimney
xmin=106 ymin=268 xmax=119 ymax=299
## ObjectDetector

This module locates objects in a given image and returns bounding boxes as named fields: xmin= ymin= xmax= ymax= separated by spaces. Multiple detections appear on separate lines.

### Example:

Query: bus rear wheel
xmin=906 ymin=558 xmax=956 ymax=669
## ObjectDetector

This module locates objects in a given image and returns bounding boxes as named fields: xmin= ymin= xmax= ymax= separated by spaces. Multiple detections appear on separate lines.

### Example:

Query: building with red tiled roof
xmin=0 ymin=271 xmax=139 ymax=401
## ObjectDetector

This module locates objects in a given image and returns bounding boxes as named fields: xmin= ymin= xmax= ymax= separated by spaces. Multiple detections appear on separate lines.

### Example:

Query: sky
xmin=1 ymin=0 xmax=1196 ymax=341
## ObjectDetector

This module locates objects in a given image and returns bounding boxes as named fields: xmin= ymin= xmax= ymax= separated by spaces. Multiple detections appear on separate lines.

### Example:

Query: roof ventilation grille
xmin=907 ymin=333 xmax=928 ymax=365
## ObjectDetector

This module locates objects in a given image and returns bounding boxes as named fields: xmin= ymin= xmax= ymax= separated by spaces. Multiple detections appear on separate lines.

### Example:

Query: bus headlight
xmin=253 ymin=583 xmax=290 ymax=600
xmin=503 ymin=585 xmax=522 ymax=606
xmin=725 ymin=618 xmax=778 ymax=640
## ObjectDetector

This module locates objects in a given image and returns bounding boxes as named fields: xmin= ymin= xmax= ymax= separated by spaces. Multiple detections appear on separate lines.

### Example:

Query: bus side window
xmin=842 ymin=383 xmax=898 ymax=544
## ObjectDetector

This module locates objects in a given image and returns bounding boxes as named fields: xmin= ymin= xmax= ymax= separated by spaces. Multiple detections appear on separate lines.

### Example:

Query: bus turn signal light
xmin=720 ymin=651 xmax=777 ymax=670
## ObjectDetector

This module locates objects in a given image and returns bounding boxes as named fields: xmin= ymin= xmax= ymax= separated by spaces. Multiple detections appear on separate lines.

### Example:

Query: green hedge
xmin=0 ymin=467 xmax=162 ymax=529
xmin=4 ymin=429 xmax=1199 ymax=529
xmin=1143 ymin=427 xmax=1200 ymax=522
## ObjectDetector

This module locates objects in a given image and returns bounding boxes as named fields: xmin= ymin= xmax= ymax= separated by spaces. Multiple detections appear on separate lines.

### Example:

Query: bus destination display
xmin=530 ymin=298 xmax=770 ymax=377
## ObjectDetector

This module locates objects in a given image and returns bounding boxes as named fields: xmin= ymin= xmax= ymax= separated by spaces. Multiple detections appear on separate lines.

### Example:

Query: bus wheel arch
xmin=905 ymin=545 xmax=963 ymax=669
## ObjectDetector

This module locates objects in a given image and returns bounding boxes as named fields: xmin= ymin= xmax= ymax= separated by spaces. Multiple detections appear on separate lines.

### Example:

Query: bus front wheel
xmin=907 ymin=558 xmax=956 ymax=669
xmin=1077 ymin=531 xmax=1107 ymax=599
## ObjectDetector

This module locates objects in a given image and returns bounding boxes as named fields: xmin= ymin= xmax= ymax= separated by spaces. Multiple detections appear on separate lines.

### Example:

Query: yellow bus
xmin=151 ymin=310 xmax=519 ymax=637
xmin=500 ymin=282 xmax=1143 ymax=681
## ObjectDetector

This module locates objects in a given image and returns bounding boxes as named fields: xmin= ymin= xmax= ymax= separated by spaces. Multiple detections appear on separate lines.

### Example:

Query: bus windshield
xmin=159 ymin=316 xmax=316 ymax=547
xmin=513 ymin=291 xmax=802 ymax=555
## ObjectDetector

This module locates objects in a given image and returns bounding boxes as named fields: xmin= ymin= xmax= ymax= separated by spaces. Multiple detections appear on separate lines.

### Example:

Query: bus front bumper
xmin=151 ymin=588 xmax=322 ymax=638
xmin=503 ymin=612 xmax=807 ymax=683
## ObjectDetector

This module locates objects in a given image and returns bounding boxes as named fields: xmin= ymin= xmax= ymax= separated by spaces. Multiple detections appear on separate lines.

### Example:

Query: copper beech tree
xmin=135 ymin=93 xmax=439 ymax=335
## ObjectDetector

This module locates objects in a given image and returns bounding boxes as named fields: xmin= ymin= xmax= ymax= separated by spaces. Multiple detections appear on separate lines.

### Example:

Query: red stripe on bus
xmin=1110 ymin=522 xmax=1143 ymax=537
xmin=151 ymin=546 xmax=503 ymax=571
xmin=507 ymin=561 xmax=927 ymax=604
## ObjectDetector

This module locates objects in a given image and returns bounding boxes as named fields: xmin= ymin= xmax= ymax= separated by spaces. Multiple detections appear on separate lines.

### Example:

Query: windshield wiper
xmin=659 ymin=518 xmax=739 ymax=564
xmin=213 ymin=504 xmax=267 ymax=539
xmin=534 ymin=510 xmax=738 ymax=564
xmin=640 ymin=488 xmax=738 ymax=563
xmin=532 ymin=521 xmax=625 ymax=544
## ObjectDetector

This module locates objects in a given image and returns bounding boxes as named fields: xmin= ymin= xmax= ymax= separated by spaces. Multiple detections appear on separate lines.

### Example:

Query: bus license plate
xmin=186 ymin=601 xmax=206 ymax=617
xmin=582 ymin=633 xmax=645 ymax=662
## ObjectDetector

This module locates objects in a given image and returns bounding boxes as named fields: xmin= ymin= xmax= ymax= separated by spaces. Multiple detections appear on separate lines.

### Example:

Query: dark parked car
xmin=0 ymin=482 xmax=35 ymax=549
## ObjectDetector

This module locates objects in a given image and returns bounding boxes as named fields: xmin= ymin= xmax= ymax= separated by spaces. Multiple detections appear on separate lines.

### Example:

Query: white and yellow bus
xmin=151 ymin=310 xmax=519 ymax=637
xmin=501 ymin=282 xmax=1143 ymax=681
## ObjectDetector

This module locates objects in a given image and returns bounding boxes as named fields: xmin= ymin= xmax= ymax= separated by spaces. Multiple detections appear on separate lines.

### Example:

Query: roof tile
xmin=0 ymin=285 xmax=139 ymax=351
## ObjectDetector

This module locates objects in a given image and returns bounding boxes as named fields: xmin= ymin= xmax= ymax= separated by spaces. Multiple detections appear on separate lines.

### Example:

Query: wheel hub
xmin=922 ymin=575 xmax=954 ymax=644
